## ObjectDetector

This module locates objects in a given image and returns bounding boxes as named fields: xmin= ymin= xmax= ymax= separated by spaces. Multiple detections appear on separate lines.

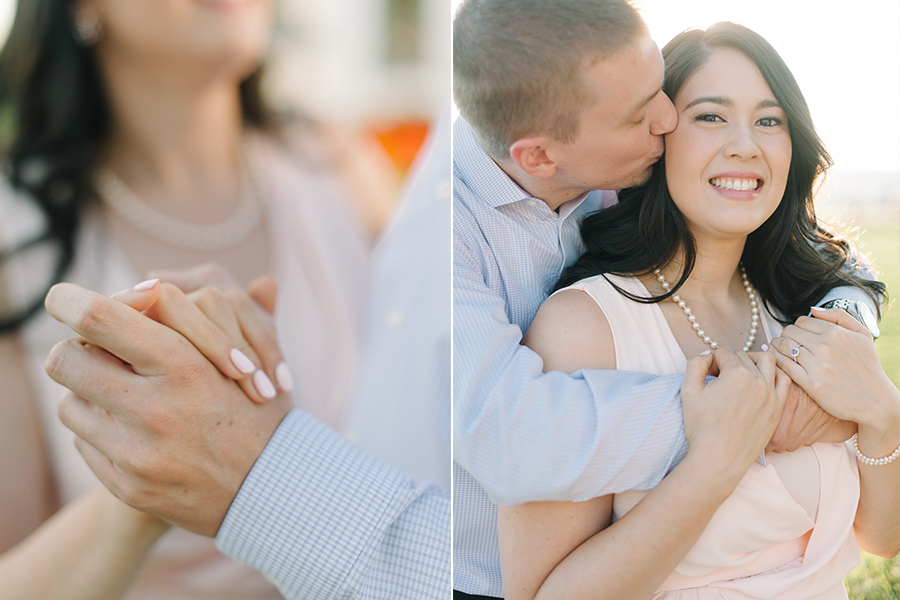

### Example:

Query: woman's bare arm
xmin=0 ymin=486 xmax=170 ymax=600
xmin=0 ymin=319 xmax=169 ymax=597
xmin=767 ymin=308 xmax=900 ymax=558
xmin=0 ymin=334 xmax=56 ymax=553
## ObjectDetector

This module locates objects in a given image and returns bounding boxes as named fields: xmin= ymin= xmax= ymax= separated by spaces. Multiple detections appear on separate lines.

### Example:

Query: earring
xmin=73 ymin=7 xmax=103 ymax=46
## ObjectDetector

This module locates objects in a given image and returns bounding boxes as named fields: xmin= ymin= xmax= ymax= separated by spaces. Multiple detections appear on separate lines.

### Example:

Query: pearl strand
xmin=852 ymin=434 xmax=900 ymax=467
xmin=653 ymin=263 xmax=759 ymax=352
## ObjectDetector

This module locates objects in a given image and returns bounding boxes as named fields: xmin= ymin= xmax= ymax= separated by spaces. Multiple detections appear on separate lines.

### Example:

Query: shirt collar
xmin=453 ymin=117 xmax=542 ymax=209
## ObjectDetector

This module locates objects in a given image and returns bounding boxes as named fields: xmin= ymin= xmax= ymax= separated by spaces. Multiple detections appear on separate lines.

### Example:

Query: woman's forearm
xmin=0 ymin=487 xmax=170 ymax=600
xmin=853 ymin=392 xmax=900 ymax=558
xmin=502 ymin=452 xmax=742 ymax=600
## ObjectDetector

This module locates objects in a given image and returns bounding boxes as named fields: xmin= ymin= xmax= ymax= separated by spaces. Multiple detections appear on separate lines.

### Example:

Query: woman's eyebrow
xmin=685 ymin=95 xmax=731 ymax=109
xmin=684 ymin=96 xmax=781 ymax=110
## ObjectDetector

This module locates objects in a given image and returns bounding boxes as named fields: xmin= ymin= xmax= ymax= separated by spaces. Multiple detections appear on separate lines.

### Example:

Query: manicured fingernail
xmin=810 ymin=306 xmax=825 ymax=312
xmin=230 ymin=348 xmax=256 ymax=374
xmin=700 ymin=350 xmax=711 ymax=356
xmin=134 ymin=278 xmax=159 ymax=292
xmin=275 ymin=362 xmax=293 ymax=391
xmin=761 ymin=344 xmax=769 ymax=352
xmin=253 ymin=370 xmax=276 ymax=399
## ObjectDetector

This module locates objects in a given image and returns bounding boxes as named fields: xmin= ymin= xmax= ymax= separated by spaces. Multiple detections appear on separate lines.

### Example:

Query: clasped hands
xmin=681 ymin=306 xmax=874 ymax=477
xmin=44 ymin=265 xmax=294 ymax=537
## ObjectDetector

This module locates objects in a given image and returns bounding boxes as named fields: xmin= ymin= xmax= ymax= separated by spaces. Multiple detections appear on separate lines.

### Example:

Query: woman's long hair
xmin=0 ymin=0 xmax=274 ymax=332
xmin=556 ymin=22 xmax=886 ymax=323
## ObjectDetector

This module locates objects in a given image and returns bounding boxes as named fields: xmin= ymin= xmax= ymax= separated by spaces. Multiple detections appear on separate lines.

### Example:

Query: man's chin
xmin=612 ymin=167 xmax=654 ymax=190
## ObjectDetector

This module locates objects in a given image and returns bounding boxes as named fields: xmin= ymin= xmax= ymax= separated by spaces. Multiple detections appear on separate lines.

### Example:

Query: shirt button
xmin=436 ymin=180 xmax=450 ymax=199
xmin=527 ymin=199 xmax=538 ymax=207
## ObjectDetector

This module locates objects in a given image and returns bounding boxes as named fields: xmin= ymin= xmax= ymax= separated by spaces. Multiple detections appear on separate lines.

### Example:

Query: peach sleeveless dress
xmin=557 ymin=273 xmax=860 ymax=599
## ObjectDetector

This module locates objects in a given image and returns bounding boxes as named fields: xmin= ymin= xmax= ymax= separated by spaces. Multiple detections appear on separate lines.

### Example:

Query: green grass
xmin=835 ymin=213 xmax=900 ymax=596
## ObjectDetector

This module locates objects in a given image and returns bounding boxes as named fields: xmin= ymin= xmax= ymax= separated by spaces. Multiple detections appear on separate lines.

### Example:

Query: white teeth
xmin=710 ymin=177 xmax=759 ymax=191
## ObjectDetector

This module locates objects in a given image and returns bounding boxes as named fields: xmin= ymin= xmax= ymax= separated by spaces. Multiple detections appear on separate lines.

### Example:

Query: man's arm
xmin=452 ymin=236 xmax=689 ymax=503
xmin=217 ymin=410 xmax=449 ymax=599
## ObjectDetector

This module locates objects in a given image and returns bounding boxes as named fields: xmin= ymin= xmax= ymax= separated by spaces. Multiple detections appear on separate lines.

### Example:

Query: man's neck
xmin=493 ymin=157 xmax=585 ymax=211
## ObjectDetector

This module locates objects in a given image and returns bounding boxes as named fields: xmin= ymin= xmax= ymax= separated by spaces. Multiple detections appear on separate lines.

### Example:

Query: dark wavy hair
xmin=555 ymin=22 xmax=885 ymax=323
xmin=0 ymin=0 xmax=274 ymax=332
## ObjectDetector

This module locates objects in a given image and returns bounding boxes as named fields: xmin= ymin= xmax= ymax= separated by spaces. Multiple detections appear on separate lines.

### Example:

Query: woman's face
xmin=85 ymin=0 xmax=274 ymax=76
xmin=663 ymin=48 xmax=792 ymax=243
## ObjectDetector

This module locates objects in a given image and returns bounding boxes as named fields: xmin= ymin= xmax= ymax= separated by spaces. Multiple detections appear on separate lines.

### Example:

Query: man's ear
xmin=509 ymin=137 xmax=558 ymax=178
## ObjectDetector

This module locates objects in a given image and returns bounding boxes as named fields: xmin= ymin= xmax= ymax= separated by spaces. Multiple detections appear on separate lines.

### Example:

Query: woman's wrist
xmin=853 ymin=380 xmax=900 ymax=436
xmin=678 ymin=449 xmax=746 ymax=502
xmin=856 ymin=385 xmax=900 ymax=459
xmin=96 ymin=488 xmax=171 ymax=540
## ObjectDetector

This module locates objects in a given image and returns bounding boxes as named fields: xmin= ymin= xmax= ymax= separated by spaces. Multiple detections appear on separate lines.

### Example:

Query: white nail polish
xmin=253 ymin=370 xmax=277 ymax=399
xmin=699 ymin=350 xmax=711 ymax=356
xmin=134 ymin=278 xmax=159 ymax=292
xmin=275 ymin=362 xmax=294 ymax=392
xmin=761 ymin=344 xmax=769 ymax=352
xmin=230 ymin=348 xmax=256 ymax=374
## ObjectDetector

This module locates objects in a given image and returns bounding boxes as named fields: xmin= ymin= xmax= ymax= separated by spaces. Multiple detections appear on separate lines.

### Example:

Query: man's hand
xmin=44 ymin=283 xmax=293 ymax=536
xmin=765 ymin=376 xmax=857 ymax=453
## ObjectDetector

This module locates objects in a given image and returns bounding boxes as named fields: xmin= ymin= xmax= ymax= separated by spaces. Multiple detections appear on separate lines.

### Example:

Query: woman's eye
xmin=757 ymin=116 xmax=783 ymax=127
xmin=695 ymin=113 xmax=723 ymax=123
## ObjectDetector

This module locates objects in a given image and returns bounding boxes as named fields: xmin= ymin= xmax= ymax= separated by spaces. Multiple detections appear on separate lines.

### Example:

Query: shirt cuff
xmin=816 ymin=285 xmax=879 ymax=314
xmin=215 ymin=409 xmax=422 ymax=598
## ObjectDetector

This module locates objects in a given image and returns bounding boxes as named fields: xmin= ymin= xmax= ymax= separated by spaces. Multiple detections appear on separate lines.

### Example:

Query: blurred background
xmin=0 ymin=0 xmax=449 ymax=213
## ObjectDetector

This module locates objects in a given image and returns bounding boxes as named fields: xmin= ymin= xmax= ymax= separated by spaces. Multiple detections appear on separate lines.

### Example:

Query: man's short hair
xmin=453 ymin=0 xmax=647 ymax=159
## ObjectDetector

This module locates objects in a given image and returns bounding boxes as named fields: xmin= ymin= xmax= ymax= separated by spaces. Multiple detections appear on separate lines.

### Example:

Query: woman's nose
xmin=724 ymin=124 xmax=761 ymax=160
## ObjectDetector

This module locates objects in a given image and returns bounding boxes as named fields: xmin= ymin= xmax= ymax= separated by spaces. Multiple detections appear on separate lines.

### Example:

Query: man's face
xmin=549 ymin=35 xmax=677 ymax=193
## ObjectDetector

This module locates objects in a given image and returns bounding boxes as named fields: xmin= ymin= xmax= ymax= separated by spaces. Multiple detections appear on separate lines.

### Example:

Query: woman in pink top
xmin=501 ymin=22 xmax=897 ymax=599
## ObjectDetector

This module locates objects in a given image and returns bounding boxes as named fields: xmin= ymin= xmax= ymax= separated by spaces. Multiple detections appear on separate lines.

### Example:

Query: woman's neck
xmin=667 ymin=236 xmax=747 ymax=303
xmin=646 ymin=235 xmax=761 ymax=355
xmin=97 ymin=50 xmax=245 ymax=194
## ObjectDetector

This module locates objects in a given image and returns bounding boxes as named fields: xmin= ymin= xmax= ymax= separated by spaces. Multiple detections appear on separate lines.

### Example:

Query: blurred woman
xmin=0 ymin=0 xmax=382 ymax=597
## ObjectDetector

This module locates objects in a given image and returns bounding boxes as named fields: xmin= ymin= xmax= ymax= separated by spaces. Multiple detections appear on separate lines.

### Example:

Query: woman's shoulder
xmin=523 ymin=284 xmax=617 ymax=373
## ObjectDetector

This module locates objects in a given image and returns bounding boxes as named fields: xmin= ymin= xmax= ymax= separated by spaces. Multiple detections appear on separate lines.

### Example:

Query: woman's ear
xmin=509 ymin=137 xmax=558 ymax=178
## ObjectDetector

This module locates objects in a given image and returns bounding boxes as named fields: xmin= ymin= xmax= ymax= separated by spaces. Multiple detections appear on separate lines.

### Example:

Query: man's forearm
xmin=453 ymin=255 xmax=689 ymax=503
xmin=216 ymin=409 xmax=450 ymax=600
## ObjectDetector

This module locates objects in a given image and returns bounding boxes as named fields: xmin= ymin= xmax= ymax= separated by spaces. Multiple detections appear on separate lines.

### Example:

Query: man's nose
xmin=649 ymin=93 xmax=678 ymax=136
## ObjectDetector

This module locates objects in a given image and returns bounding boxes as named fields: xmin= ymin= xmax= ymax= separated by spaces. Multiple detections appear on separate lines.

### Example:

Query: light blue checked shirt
xmin=216 ymin=112 xmax=451 ymax=600
xmin=451 ymin=116 xmax=876 ymax=597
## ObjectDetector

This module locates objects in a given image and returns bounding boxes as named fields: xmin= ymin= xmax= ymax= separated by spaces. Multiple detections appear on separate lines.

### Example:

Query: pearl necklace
xmin=93 ymin=154 xmax=262 ymax=252
xmin=653 ymin=263 xmax=759 ymax=352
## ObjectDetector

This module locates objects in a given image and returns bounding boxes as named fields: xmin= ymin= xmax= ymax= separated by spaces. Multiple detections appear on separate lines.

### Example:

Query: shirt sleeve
xmin=452 ymin=238 xmax=690 ymax=505
xmin=815 ymin=234 xmax=882 ymax=313
xmin=216 ymin=409 xmax=450 ymax=600
xmin=817 ymin=285 xmax=879 ymax=314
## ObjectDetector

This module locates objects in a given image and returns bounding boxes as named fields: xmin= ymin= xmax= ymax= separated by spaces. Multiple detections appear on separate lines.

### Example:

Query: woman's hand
xmin=681 ymin=348 xmax=789 ymax=485
xmin=109 ymin=275 xmax=292 ymax=404
xmin=765 ymin=307 xmax=900 ymax=439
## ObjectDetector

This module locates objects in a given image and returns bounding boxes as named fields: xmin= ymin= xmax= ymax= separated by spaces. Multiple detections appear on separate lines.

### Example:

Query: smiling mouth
xmin=709 ymin=177 xmax=762 ymax=192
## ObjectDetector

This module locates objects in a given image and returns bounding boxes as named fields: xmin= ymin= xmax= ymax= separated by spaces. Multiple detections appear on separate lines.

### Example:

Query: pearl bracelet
xmin=852 ymin=434 xmax=900 ymax=467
